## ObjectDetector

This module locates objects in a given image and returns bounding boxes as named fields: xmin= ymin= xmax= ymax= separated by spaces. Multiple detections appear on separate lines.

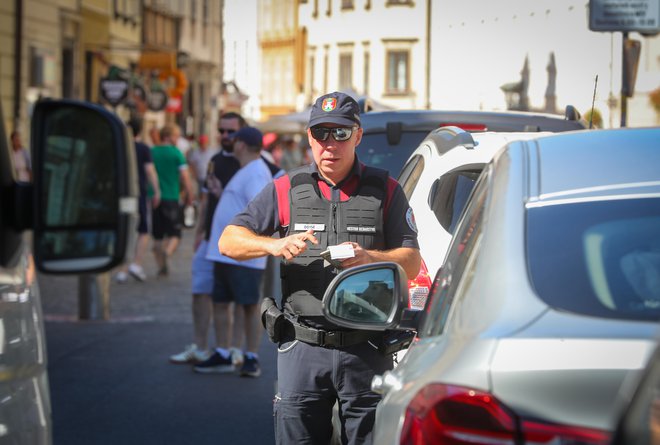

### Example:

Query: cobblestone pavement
xmin=39 ymin=229 xmax=198 ymax=323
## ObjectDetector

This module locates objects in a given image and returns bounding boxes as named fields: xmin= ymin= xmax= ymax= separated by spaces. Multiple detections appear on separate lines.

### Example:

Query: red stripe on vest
xmin=274 ymin=175 xmax=292 ymax=227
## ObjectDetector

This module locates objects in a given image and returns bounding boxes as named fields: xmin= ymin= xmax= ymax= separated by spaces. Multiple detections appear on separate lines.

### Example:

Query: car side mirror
xmin=321 ymin=262 xmax=409 ymax=331
xmin=31 ymin=99 xmax=138 ymax=273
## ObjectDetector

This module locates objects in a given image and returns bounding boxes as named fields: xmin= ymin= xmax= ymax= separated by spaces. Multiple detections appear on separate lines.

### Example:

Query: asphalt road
xmin=40 ymin=230 xmax=278 ymax=445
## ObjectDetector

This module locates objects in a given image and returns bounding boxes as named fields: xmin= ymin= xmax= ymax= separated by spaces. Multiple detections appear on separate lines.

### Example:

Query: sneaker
xmin=115 ymin=271 xmax=128 ymax=283
xmin=193 ymin=351 xmax=234 ymax=374
xmin=128 ymin=263 xmax=147 ymax=282
xmin=229 ymin=347 xmax=244 ymax=367
xmin=169 ymin=344 xmax=210 ymax=364
xmin=239 ymin=355 xmax=261 ymax=378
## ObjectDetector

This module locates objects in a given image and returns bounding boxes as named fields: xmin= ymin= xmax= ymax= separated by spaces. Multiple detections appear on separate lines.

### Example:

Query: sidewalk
xmin=39 ymin=229 xmax=197 ymax=322
xmin=39 ymin=230 xmax=279 ymax=444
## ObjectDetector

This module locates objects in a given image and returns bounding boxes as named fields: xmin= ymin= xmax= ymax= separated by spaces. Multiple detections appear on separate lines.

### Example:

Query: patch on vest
xmin=346 ymin=226 xmax=377 ymax=233
xmin=406 ymin=208 xmax=418 ymax=233
xmin=294 ymin=223 xmax=326 ymax=232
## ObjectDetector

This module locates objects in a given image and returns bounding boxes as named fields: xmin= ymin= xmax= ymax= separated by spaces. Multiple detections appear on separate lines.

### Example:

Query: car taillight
xmin=439 ymin=123 xmax=488 ymax=132
xmin=400 ymin=383 xmax=610 ymax=445
xmin=407 ymin=259 xmax=432 ymax=310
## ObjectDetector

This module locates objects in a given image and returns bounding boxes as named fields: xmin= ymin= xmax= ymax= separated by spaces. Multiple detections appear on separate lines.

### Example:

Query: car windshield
xmin=357 ymin=131 xmax=431 ymax=177
xmin=527 ymin=197 xmax=660 ymax=322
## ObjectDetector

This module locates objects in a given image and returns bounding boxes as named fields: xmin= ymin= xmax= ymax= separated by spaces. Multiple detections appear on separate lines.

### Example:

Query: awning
xmin=138 ymin=52 xmax=177 ymax=71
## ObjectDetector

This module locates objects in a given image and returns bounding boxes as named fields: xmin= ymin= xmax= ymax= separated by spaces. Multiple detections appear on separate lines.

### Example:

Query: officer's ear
xmin=306 ymin=128 xmax=315 ymax=146
xmin=354 ymin=127 xmax=363 ymax=147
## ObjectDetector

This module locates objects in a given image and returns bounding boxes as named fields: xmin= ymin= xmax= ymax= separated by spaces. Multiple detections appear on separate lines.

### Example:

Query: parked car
xmin=0 ymin=99 xmax=136 ymax=443
xmin=397 ymin=127 xmax=552 ymax=279
xmin=322 ymin=127 xmax=660 ymax=444
xmin=611 ymin=343 xmax=660 ymax=445
xmin=358 ymin=107 xmax=585 ymax=308
xmin=357 ymin=107 xmax=585 ymax=178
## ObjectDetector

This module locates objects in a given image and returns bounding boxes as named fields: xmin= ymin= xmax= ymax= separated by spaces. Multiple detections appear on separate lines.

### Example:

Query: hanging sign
xmin=99 ymin=78 xmax=128 ymax=106
xmin=147 ymin=90 xmax=168 ymax=112
xmin=589 ymin=0 xmax=660 ymax=34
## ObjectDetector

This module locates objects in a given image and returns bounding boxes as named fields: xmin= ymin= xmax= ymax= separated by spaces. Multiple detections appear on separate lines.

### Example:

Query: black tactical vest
xmin=280 ymin=166 xmax=388 ymax=328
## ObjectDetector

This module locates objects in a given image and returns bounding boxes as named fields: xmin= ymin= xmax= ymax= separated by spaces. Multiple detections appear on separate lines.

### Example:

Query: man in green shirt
xmin=151 ymin=123 xmax=194 ymax=276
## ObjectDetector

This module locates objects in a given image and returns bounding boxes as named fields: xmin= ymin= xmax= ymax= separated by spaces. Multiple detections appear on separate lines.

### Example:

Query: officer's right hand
xmin=271 ymin=229 xmax=318 ymax=260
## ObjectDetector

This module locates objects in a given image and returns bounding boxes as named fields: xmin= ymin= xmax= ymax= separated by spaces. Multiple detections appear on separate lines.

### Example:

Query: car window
xmin=357 ymin=131 xmax=431 ymax=177
xmin=398 ymin=154 xmax=425 ymax=200
xmin=419 ymin=166 xmax=490 ymax=338
xmin=527 ymin=197 xmax=660 ymax=322
xmin=429 ymin=169 xmax=481 ymax=233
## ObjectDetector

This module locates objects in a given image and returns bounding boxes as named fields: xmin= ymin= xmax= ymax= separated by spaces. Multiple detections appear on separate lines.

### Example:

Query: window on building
xmin=363 ymin=50 xmax=370 ymax=96
xmin=307 ymin=55 xmax=316 ymax=102
xmin=203 ymin=0 xmax=208 ymax=25
xmin=112 ymin=0 xmax=137 ymax=25
xmin=339 ymin=53 xmax=353 ymax=91
xmin=313 ymin=0 xmax=319 ymax=18
xmin=62 ymin=42 xmax=75 ymax=99
xmin=326 ymin=0 xmax=332 ymax=16
xmin=342 ymin=0 xmax=354 ymax=9
xmin=323 ymin=48 xmax=329 ymax=93
xmin=386 ymin=50 xmax=410 ymax=94
xmin=386 ymin=0 xmax=413 ymax=5
xmin=29 ymin=46 xmax=44 ymax=87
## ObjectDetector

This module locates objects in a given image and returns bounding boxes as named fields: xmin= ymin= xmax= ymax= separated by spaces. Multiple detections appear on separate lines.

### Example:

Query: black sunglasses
xmin=218 ymin=128 xmax=236 ymax=135
xmin=310 ymin=126 xmax=357 ymax=142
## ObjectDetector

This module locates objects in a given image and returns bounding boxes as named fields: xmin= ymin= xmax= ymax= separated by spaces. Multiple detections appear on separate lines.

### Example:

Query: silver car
xmin=322 ymin=127 xmax=660 ymax=444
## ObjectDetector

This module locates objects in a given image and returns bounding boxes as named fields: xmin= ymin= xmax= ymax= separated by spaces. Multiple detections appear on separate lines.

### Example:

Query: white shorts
xmin=191 ymin=239 xmax=214 ymax=295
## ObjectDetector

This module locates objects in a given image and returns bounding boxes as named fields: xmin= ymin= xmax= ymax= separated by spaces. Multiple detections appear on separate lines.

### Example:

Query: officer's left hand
xmin=338 ymin=242 xmax=373 ymax=269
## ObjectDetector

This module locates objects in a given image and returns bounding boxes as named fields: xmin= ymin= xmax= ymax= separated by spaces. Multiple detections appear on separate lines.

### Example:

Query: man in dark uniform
xmin=219 ymin=91 xmax=421 ymax=444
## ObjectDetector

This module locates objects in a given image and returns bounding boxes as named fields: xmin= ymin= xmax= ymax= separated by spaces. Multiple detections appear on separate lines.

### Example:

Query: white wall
xmin=223 ymin=0 xmax=261 ymax=120
xmin=430 ymin=0 xmax=659 ymax=127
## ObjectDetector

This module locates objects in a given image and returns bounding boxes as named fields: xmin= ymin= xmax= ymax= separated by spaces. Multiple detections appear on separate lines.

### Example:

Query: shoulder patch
xmin=406 ymin=207 xmax=418 ymax=233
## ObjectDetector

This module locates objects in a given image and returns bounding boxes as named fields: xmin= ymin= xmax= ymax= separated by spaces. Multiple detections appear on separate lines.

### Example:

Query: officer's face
xmin=308 ymin=124 xmax=362 ymax=185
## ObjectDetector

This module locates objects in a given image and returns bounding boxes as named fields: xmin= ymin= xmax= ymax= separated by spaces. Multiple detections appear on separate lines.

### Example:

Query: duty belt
xmin=283 ymin=319 xmax=380 ymax=348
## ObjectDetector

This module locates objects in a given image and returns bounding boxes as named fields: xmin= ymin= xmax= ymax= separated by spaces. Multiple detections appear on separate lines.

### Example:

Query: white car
xmin=398 ymin=127 xmax=551 ymax=287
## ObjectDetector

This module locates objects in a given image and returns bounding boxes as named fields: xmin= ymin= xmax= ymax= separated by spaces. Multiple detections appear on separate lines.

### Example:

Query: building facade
xmin=178 ymin=0 xmax=223 ymax=140
xmin=298 ymin=0 xmax=432 ymax=110
xmin=258 ymin=0 xmax=304 ymax=120
xmin=429 ymin=0 xmax=659 ymax=127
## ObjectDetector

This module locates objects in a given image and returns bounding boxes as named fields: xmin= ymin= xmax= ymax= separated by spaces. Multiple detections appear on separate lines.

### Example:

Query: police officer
xmin=219 ymin=91 xmax=421 ymax=444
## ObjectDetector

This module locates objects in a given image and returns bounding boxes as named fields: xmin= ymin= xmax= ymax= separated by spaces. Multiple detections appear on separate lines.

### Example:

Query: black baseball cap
xmin=308 ymin=92 xmax=361 ymax=128
xmin=233 ymin=126 xmax=263 ymax=148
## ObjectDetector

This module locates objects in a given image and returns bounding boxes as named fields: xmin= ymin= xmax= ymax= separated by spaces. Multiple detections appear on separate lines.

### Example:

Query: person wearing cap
xmin=218 ymin=91 xmax=421 ymax=444
xmin=193 ymin=126 xmax=278 ymax=378
xmin=170 ymin=112 xmax=247 ymax=367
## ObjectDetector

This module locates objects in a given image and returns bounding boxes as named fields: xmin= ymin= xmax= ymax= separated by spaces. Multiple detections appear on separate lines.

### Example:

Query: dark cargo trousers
xmin=274 ymin=336 xmax=393 ymax=445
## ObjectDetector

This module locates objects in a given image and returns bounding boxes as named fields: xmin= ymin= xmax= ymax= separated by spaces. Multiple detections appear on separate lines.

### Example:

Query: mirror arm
xmin=11 ymin=182 xmax=33 ymax=231
xmin=398 ymin=308 xmax=423 ymax=331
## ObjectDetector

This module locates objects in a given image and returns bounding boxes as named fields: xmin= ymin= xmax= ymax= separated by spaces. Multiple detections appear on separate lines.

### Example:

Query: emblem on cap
xmin=322 ymin=98 xmax=337 ymax=112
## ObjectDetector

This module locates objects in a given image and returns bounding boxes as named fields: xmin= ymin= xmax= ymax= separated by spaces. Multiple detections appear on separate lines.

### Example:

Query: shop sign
xmin=589 ymin=0 xmax=660 ymax=34
xmin=147 ymin=90 xmax=168 ymax=112
xmin=99 ymin=78 xmax=128 ymax=106
xmin=166 ymin=96 xmax=182 ymax=113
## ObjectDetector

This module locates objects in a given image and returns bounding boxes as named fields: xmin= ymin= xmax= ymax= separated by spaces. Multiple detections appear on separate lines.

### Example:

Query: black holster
xmin=261 ymin=297 xmax=285 ymax=343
